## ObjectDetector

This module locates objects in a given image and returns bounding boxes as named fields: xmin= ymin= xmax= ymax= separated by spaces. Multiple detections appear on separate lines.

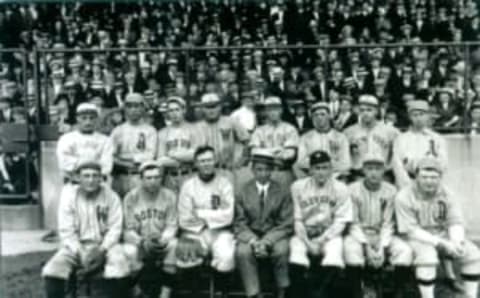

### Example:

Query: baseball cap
xmin=309 ymin=150 xmax=331 ymax=166
xmin=362 ymin=151 xmax=385 ymax=165
xmin=416 ymin=157 xmax=442 ymax=174
xmin=167 ymin=96 xmax=186 ymax=107
xmin=263 ymin=96 xmax=282 ymax=107
xmin=76 ymin=103 xmax=99 ymax=115
xmin=201 ymin=93 xmax=221 ymax=106
xmin=310 ymin=102 xmax=330 ymax=113
xmin=251 ymin=148 xmax=275 ymax=166
xmin=139 ymin=160 xmax=162 ymax=174
xmin=76 ymin=160 xmax=101 ymax=173
xmin=125 ymin=93 xmax=144 ymax=104
xmin=407 ymin=100 xmax=429 ymax=113
xmin=358 ymin=95 xmax=379 ymax=107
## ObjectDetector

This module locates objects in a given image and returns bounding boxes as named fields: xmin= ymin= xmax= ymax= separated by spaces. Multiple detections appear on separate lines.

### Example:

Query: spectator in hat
xmin=334 ymin=95 xmax=357 ymax=131
xmin=430 ymin=52 xmax=450 ymax=88
xmin=0 ymin=96 xmax=13 ymax=123
xmin=284 ymin=98 xmax=312 ymax=135
xmin=433 ymin=88 xmax=462 ymax=133
xmin=310 ymin=65 xmax=328 ymax=102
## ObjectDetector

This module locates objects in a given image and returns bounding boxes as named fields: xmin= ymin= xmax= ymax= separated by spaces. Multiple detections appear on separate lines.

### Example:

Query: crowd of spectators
xmin=2 ymin=1 xmax=480 ymax=195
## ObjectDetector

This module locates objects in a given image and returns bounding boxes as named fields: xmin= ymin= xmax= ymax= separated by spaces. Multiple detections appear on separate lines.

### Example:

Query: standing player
xmin=295 ymin=102 xmax=350 ymax=180
xmin=395 ymin=157 xmax=480 ymax=298
xmin=250 ymin=96 xmax=299 ymax=187
xmin=392 ymin=100 xmax=448 ymax=188
xmin=122 ymin=161 xmax=177 ymax=298
xmin=289 ymin=151 xmax=353 ymax=297
xmin=234 ymin=149 xmax=293 ymax=298
xmin=195 ymin=93 xmax=250 ymax=184
xmin=344 ymin=95 xmax=399 ymax=183
xmin=177 ymin=146 xmax=236 ymax=297
xmin=344 ymin=152 xmax=412 ymax=298
xmin=42 ymin=160 xmax=128 ymax=298
xmin=157 ymin=96 xmax=198 ymax=193
xmin=110 ymin=93 xmax=157 ymax=197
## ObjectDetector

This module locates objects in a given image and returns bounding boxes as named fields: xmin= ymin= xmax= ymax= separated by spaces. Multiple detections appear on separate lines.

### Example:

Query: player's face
xmin=77 ymin=113 xmax=97 ymax=133
xmin=409 ymin=110 xmax=429 ymax=128
xmin=311 ymin=162 xmax=332 ymax=185
xmin=252 ymin=162 xmax=273 ymax=184
xmin=125 ymin=102 xmax=144 ymax=122
xmin=311 ymin=109 xmax=331 ymax=129
xmin=416 ymin=170 xmax=441 ymax=194
xmin=78 ymin=168 xmax=102 ymax=194
xmin=359 ymin=104 xmax=378 ymax=123
xmin=141 ymin=168 xmax=163 ymax=193
xmin=168 ymin=102 xmax=185 ymax=124
xmin=363 ymin=162 xmax=385 ymax=185
xmin=203 ymin=104 xmax=221 ymax=121
xmin=265 ymin=106 xmax=282 ymax=123
xmin=195 ymin=150 xmax=216 ymax=176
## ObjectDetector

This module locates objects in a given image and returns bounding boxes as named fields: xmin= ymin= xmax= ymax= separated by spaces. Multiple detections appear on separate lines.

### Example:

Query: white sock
xmin=418 ymin=285 xmax=434 ymax=298
xmin=463 ymin=280 xmax=478 ymax=298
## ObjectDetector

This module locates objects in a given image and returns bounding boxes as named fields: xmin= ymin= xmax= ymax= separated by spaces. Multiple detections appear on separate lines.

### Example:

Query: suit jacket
xmin=234 ymin=179 xmax=293 ymax=244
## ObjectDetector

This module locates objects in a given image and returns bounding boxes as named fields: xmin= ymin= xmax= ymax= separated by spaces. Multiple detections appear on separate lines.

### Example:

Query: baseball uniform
xmin=392 ymin=129 xmax=448 ymax=188
xmin=110 ymin=121 xmax=157 ymax=197
xmin=157 ymin=122 xmax=199 ymax=192
xmin=250 ymin=121 xmax=300 ymax=186
xmin=290 ymin=176 xmax=353 ymax=268
xmin=395 ymin=184 xmax=480 ymax=270
xmin=178 ymin=173 xmax=236 ymax=272
xmin=42 ymin=184 xmax=127 ymax=279
xmin=344 ymin=180 xmax=412 ymax=266
xmin=295 ymin=129 xmax=351 ymax=178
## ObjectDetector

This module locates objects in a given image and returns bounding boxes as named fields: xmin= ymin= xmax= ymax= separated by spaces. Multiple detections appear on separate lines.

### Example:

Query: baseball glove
xmin=175 ymin=236 xmax=206 ymax=268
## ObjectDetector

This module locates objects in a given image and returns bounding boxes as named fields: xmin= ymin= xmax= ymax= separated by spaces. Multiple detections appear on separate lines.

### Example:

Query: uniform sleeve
xmin=58 ymin=185 xmax=81 ymax=254
xmin=101 ymin=191 xmax=123 ymax=251
xmin=123 ymin=192 xmax=142 ymax=246
xmin=232 ymin=117 xmax=250 ymax=144
xmin=233 ymin=193 xmax=258 ymax=243
xmin=262 ymin=189 xmax=294 ymax=244
xmin=157 ymin=129 xmax=168 ymax=158
xmin=161 ymin=190 xmax=178 ymax=242
xmin=56 ymin=134 xmax=78 ymax=175
xmin=197 ymin=179 xmax=235 ymax=229
xmin=282 ymin=125 xmax=300 ymax=148
xmin=379 ymin=192 xmax=395 ymax=248
xmin=295 ymin=136 xmax=309 ymax=171
xmin=348 ymin=189 xmax=368 ymax=244
xmin=319 ymin=184 xmax=353 ymax=242
xmin=386 ymin=127 xmax=400 ymax=166
xmin=178 ymin=181 xmax=206 ymax=233
xmin=291 ymin=182 xmax=308 ymax=240
xmin=249 ymin=127 xmax=262 ymax=148
xmin=100 ymin=136 xmax=114 ymax=176
xmin=337 ymin=133 xmax=352 ymax=173
xmin=392 ymin=137 xmax=412 ymax=189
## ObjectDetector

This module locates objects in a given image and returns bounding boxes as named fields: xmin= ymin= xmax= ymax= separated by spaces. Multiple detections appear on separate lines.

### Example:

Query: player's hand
xmin=306 ymin=240 xmax=322 ymax=256
xmin=452 ymin=241 xmax=466 ymax=257
xmin=367 ymin=246 xmax=385 ymax=269
xmin=82 ymin=246 xmax=106 ymax=275
xmin=438 ymin=239 xmax=460 ymax=258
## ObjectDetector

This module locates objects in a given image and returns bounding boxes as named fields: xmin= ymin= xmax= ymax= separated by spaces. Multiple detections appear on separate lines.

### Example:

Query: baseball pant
xmin=410 ymin=238 xmax=480 ymax=273
xmin=236 ymin=239 xmax=290 ymax=296
xmin=120 ymin=239 xmax=178 ymax=275
xmin=112 ymin=173 xmax=140 ymax=198
xmin=344 ymin=235 xmax=413 ymax=266
xmin=42 ymin=243 xmax=131 ymax=280
xmin=179 ymin=229 xmax=236 ymax=272
xmin=289 ymin=236 xmax=344 ymax=268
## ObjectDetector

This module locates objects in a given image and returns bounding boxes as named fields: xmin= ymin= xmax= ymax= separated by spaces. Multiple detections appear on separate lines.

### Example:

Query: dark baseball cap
xmin=309 ymin=150 xmax=331 ymax=166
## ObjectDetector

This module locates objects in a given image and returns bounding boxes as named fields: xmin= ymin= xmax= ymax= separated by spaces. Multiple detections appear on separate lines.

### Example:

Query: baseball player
xmin=110 ymin=93 xmax=157 ymax=197
xmin=234 ymin=149 xmax=293 ymax=298
xmin=392 ymin=100 xmax=448 ymax=189
xmin=395 ymin=157 xmax=480 ymax=298
xmin=344 ymin=151 xmax=412 ymax=298
xmin=122 ymin=161 xmax=178 ymax=298
xmin=195 ymin=92 xmax=250 ymax=185
xmin=289 ymin=150 xmax=353 ymax=297
xmin=344 ymin=95 xmax=399 ymax=183
xmin=42 ymin=160 xmax=128 ymax=298
xmin=157 ymin=96 xmax=198 ymax=193
xmin=177 ymin=146 xmax=236 ymax=297
xmin=295 ymin=101 xmax=350 ymax=180
xmin=250 ymin=96 xmax=299 ymax=187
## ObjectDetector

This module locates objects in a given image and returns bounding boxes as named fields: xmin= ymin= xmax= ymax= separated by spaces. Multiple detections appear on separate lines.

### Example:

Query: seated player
xmin=122 ymin=161 xmax=178 ymax=298
xmin=234 ymin=149 xmax=293 ymax=298
xmin=395 ymin=157 xmax=480 ymax=298
xmin=289 ymin=150 xmax=353 ymax=297
xmin=344 ymin=151 xmax=413 ymax=298
xmin=41 ymin=160 xmax=128 ymax=298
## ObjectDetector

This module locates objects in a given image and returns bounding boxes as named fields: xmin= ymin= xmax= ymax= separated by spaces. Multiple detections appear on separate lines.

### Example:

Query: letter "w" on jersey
xmin=426 ymin=139 xmax=438 ymax=157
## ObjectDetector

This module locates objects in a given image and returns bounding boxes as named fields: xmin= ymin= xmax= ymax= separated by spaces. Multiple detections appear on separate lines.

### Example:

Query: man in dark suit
xmin=234 ymin=149 xmax=294 ymax=298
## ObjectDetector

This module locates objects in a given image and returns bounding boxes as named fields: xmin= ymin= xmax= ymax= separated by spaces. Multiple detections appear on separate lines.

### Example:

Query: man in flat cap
xmin=295 ymin=102 xmax=350 ymax=180
xmin=392 ymin=100 xmax=448 ymax=188
xmin=42 ymin=160 xmax=129 ymax=298
xmin=234 ymin=148 xmax=293 ymax=298
xmin=395 ymin=157 xmax=480 ymax=298
xmin=289 ymin=150 xmax=353 ymax=297
xmin=344 ymin=94 xmax=400 ymax=183
xmin=111 ymin=93 xmax=157 ymax=197
xmin=250 ymin=96 xmax=299 ymax=187
xmin=344 ymin=151 xmax=413 ymax=298
xmin=122 ymin=161 xmax=178 ymax=298
xmin=157 ymin=96 xmax=199 ymax=193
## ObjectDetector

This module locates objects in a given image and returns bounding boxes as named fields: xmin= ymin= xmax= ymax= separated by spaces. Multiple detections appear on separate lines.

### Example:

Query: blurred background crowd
xmin=1 ymin=0 xmax=480 ymax=195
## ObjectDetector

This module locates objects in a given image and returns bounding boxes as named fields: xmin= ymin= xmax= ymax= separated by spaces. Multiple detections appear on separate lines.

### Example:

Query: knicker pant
xmin=289 ymin=236 xmax=344 ymax=268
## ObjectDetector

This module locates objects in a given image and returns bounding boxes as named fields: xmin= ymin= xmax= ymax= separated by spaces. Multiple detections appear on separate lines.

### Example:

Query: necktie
xmin=259 ymin=188 xmax=266 ymax=214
